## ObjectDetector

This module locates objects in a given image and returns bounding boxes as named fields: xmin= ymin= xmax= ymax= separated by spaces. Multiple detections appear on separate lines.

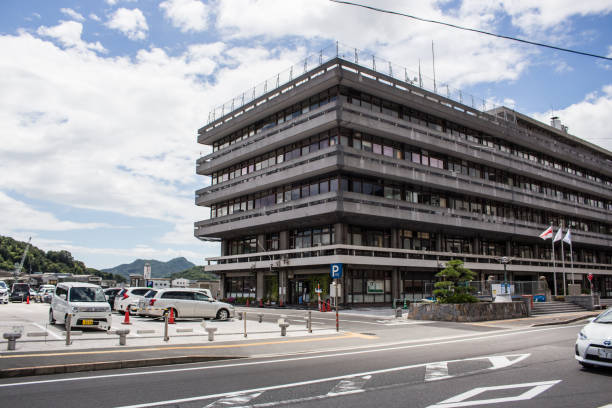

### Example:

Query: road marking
xmin=424 ymin=362 xmax=450 ymax=381
xmin=0 ymin=323 xmax=580 ymax=387
xmin=327 ymin=375 xmax=371 ymax=396
xmin=597 ymin=405 xmax=612 ymax=408
xmin=113 ymin=354 xmax=530 ymax=408
xmin=31 ymin=323 xmax=62 ymax=340
xmin=204 ymin=392 xmax=262 ymax=407
xmin=426 ymin=380 xmax=561 ymax=408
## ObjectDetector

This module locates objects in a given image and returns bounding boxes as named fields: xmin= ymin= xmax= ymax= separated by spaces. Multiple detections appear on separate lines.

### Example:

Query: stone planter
xmin=408 ymin=301 xmax=528 ymax=322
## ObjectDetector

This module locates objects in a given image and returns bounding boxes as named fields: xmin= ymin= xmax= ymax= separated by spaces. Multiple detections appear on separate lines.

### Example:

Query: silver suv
xmin=142 ymin=288 xmax=234 ymax=320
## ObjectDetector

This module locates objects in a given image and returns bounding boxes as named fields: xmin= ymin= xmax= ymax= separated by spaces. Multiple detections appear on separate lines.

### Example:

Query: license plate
xmin=598 ymin=348 xmax=612 ymax=359
xmin=82 ymin=319 xmax=94 ymax=325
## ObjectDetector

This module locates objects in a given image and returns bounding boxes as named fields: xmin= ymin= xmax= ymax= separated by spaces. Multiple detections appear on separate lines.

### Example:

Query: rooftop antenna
xmin=432 ymin=40 xmax=437 ymax=93
xmin=418 ymin=59 xmax=423 ymax=88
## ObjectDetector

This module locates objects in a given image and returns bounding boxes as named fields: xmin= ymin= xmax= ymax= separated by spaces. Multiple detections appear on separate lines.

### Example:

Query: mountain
xmin=101 ymin=257 xmax=195 ymax=279
xmin=169 ymin=266 xmax=218 ymax=281
xmin=0 ymin=235 xmax=126 ymax=282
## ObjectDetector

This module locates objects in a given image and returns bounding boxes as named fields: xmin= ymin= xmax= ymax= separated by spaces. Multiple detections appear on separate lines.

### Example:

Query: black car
xmin=10 ymin=283 xmax=31 ymax=302
xmin=104 ymin=288 xmax=122 ymax=307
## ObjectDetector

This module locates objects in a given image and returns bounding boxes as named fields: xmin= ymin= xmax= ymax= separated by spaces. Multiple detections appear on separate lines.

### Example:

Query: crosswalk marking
xmin=424 ymin=361 xmax=451 ymax=381
xmin=327 ymin=375 xmax=371 ymax=396
xmin=204 ymin=392 xmax=262 ymax=407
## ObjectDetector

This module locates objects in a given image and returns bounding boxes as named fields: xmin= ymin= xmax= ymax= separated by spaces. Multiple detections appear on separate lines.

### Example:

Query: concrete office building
xmin=195 ymin=55 xmax=612 ymax=306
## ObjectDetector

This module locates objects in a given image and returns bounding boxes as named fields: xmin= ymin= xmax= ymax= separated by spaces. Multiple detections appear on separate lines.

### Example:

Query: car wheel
xmin=579 ymin=362 xmax=594 ymax=369
xmin=216 ymin=309 xmax=229 ymax=321
xmin=49 ymin=309 xmax=56 ymax=324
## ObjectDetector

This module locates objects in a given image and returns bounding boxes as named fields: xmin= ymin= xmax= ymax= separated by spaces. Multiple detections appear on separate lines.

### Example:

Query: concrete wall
xmin=566 ymin=295 xmax=601 ymax=311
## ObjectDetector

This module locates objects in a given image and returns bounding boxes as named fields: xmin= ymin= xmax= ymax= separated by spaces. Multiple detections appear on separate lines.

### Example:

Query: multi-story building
xmin=195 ymin=56 xmax=612 ymax=306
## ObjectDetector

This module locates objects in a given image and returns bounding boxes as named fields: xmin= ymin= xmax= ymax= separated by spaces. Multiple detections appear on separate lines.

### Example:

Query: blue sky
xmin=1 ymin=0 xmax=611 ymax=269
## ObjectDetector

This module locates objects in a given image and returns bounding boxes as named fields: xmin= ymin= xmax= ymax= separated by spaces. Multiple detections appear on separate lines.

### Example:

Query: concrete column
xmin=436 ymin=233 xmax=442 ymax=252
xmin=391 ymin=228 xmax=398 ymax=249
xmin=278 ymin=269 xmax=288 ymax=304
xmin=505 ymin=241 xmax=512 ymax=257
xmin=221 ymin=240 xmax=228 ymax=256
xmin=256 ymin=271 xmax=264 ymax=301
xmin=280 ymin=230 xmax=289 ymax=250
xmin=334 ymin=223 xmax=344 ymax=245
xmin=473 ymin=237 xmax=479 ymax=255
xmin=392 ymin=268 xmax=400 ymax=299
xmin=534 ymin=245 xmax=540 ymax=259
xmin=219 ymin=274 xmax=226 ymax=299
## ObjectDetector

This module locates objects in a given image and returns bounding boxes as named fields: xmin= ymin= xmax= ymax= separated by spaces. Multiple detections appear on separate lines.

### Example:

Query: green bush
xmin=433 ymin=259 xmax=478 ymax=303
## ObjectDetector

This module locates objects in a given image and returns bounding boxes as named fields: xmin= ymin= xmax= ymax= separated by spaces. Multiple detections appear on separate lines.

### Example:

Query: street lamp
xmin=500 ymin=256 xmax=510 ymax=295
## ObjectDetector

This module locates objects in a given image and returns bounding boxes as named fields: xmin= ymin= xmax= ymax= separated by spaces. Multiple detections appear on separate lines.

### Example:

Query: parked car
xmin=104 ymin=288 xmax=122 ymax=308
xmin=113 ymin=287 xmax=152 ymax=314
xmin=49 ymin=282 xmax=112 ymax=330
xmin=0 ymin=281 xmax=8 ymax=304
xmin=29 ymin=288 xmax=40 ymax=302
xmin=142 ymin=288 xmax=234 ymax=320
xmin=39 ymin=287 xmax=55 ymax=303
xmin=575 ymin=308 xmax=612 ymax=369
xmin=136 ymin=289 xmax=158 ymax=317
xmin=9 ymin=283 xmax=31 ymax=302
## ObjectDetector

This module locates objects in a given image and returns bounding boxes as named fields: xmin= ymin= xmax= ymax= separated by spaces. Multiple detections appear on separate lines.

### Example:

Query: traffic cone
xmin=168 ymin=308 xmax=175 ymax=324
xmin=26 ymin=296 xmax=30 ymax=304
xmin=246 ymin=299 xmax=249 ymax=307
xmin=259 ymin=299 xmax=263 ymax=308
xmin=121 ymin=308 xmax=131 ymax=325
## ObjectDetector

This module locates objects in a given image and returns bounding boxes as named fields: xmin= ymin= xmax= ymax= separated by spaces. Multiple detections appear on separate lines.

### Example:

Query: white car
xmin=0 ymin=281 xmax=8 ymax=304
xmin=113 ymin=287 xmax=153 ymax=314
xmin=575 ymin=308 xmax=612 ymax=369
xmin=143 ymin=288 xmax=234 ymax=320
xmin=49 ymin=282 xmax=112 ymax=330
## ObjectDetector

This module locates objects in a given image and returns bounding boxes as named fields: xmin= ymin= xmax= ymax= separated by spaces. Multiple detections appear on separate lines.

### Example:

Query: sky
xmin=1 ymin=0 xmax=611 ymax=270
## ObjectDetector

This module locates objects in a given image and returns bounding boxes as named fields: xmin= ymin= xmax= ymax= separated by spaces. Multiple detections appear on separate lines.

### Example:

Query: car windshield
xmin=144 ymin=290 xmax=157 ymax=298
xmin=594 ymin=309 xmax=612 ymax=323
xmin=69 ymin=287 xmax=106 ymax=302
xmin=13 ymin=284 xmax=29 ymax=291
xmin=0 ymin=282 xmax=6 ymax=289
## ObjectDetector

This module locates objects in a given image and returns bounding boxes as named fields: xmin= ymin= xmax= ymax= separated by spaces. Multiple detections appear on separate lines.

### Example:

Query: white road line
xmin=204 ymin=392 xmax=262 ymax=408
xmin=31 ymin=323 xmax=62 ymax=340
xmin=424 ymin=362 xmax=450 ymax=382
xmin=0 ymin=324 xmax=580 ymax=389
xmin=114 ymin=354 xmax=530 ymax=408
xmin=597 ymin=405 xmax=612 ymax=408
xmin=427 ymin=380 xmax=561 ymax=408
xmin=327 ymin=375 xmax=371 ymax=396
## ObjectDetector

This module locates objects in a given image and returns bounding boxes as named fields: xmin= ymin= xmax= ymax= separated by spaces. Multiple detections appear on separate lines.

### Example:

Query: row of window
xmin=210 ymin=127 xmax=611 ymax=211
xmin=209 ymin=85 xmax=611 ymax=187
xmin=210 ymin=173 xmax=612 ymax=235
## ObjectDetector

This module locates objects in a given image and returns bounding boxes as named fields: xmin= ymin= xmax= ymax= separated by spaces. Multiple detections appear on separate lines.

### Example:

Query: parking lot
xmin=0 ymin=302 xmax=337 ymax=352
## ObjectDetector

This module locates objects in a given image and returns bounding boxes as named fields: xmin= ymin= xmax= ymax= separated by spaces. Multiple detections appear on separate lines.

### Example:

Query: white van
xmin=50 ymin=282 xmax=112 ymax=330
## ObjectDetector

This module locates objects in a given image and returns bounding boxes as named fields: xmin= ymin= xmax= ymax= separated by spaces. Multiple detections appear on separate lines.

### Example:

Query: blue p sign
xmin=330 ymin=263 xmax=343 ymax=279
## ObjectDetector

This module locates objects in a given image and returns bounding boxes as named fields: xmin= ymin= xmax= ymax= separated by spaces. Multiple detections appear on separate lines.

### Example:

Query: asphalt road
xmin=1 ymin=320 xmax=610 ymax=408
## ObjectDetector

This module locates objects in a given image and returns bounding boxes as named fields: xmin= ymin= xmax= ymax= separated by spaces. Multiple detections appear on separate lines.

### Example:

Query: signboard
xmin=366 ymin=280 xmax=384 ymax=294
xmin=330 ymin=263 xmax=343 ymax=279
xmin=492 ymin=283 xmax=515 ymax=296
xmin=330 ymin=283 xmax=342 ymax=298
xmin=587 ymin=273 xmax=593 ymax=282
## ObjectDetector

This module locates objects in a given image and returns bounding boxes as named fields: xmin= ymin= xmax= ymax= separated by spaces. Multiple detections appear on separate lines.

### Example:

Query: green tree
xmin=433 ymin=259 xmax=478 ymax=303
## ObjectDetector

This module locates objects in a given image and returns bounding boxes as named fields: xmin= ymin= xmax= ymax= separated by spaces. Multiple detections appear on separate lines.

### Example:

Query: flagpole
xmin=551 ymin=226 xmax=557 ymax=297
xmin=570 ymin=241 xmax=574 ymax=284
xmin=561 ymin=231 xmax=566 ymax=296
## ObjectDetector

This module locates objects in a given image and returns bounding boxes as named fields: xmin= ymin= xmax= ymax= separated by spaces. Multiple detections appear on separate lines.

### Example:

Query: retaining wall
xmin=407 ymin=301 xmax=528 ymax=322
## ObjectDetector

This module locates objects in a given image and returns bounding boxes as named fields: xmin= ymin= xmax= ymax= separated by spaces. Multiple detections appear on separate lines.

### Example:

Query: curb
xmin=0 ymin=355 xmax=241 ymax=378
xmin=531 ymin=314 xmax=598 ymax=327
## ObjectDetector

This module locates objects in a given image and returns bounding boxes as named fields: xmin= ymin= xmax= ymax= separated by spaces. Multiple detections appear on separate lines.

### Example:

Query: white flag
xmin=563 ymin=229 xmax=572 ymax=245
xmin=553 ymin=228 xmax=563 ymax=242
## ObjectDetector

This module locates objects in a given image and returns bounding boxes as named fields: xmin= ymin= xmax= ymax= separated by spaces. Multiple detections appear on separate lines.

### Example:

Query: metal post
xmin=65 ymin=314 xmax=72 ymax=346
xmin=335 ymin=278 xmax=339 ymax=332
xmin=163 ymin=313 xmax=169 ymax=342
xmin=243 ymin=312 xmax=247 ymax=338
xmin=308 ymin=311 xmax=312 ymax=333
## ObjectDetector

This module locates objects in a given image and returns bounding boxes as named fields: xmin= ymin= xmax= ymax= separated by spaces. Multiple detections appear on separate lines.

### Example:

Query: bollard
xmin=243 ymin=312 xmax=247 ymax=338
xmin=115 ymin=329 xmax=130 ymax=346
xmin=205 ymin=327 xmax=217 ymax=341
xmin=395 ymin=307 xmax=402 ymax=318
xmin=257 ymin=313 xmax=263 ymax=323
xmin=308 ymin=311 xmax=312 ymax=333
xmin=65 ymin=314 xmax=72 ymax=346
xmin=403 ymin=298 xmax=408 ymax=309
xmin=279 ymin=322 xmax=290 ymax=337
xmin=392 ymin=298 xmax=396 ymax=309
xmin=278 ymin=314 xmax=287 ymax=325
xmin=201 ymin=319 xmax=207 ymax=330
xmin=163 ymin=313 xmax=169 ymax=342
xmin=3 ymin=332 xmax=22 ymax=351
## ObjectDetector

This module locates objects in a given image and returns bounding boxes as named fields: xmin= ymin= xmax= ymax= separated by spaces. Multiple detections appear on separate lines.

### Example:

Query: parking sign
xmin=330 ymin=263 xmax=343 ymax=279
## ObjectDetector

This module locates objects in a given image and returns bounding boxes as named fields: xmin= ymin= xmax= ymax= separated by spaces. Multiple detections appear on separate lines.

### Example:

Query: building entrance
xmin=289 ymin=279 xmax=311 ymax=305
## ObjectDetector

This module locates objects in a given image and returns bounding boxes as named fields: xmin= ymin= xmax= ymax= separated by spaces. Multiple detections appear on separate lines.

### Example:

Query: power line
xmin=329 ymin=0 xmax=612 ymax=62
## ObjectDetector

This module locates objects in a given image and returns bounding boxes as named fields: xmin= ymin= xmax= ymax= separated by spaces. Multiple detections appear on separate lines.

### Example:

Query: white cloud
xmin=60 ymin=8 xmax=85 ymax=22
xmin=36 ymin=21 xmax=106 ymax=53
xmin=532 ymin=84 xmax=612 ymax=151
xmin=0 ymin=192 xmax=109 ymax=232
xmin=106 ymin=0 xmax=118 ymax=5
xmin=89 ymin=13 xmax=101 ymax=22
xmin=160 ymin=0 xmax=209 ymax=32
xmin=106 ymin=8 xmax=148 ymax=41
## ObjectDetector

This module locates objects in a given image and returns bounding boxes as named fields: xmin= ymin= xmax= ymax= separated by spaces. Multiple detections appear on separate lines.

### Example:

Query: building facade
xmin=195 ymin=57 xmax=612 ymax=306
